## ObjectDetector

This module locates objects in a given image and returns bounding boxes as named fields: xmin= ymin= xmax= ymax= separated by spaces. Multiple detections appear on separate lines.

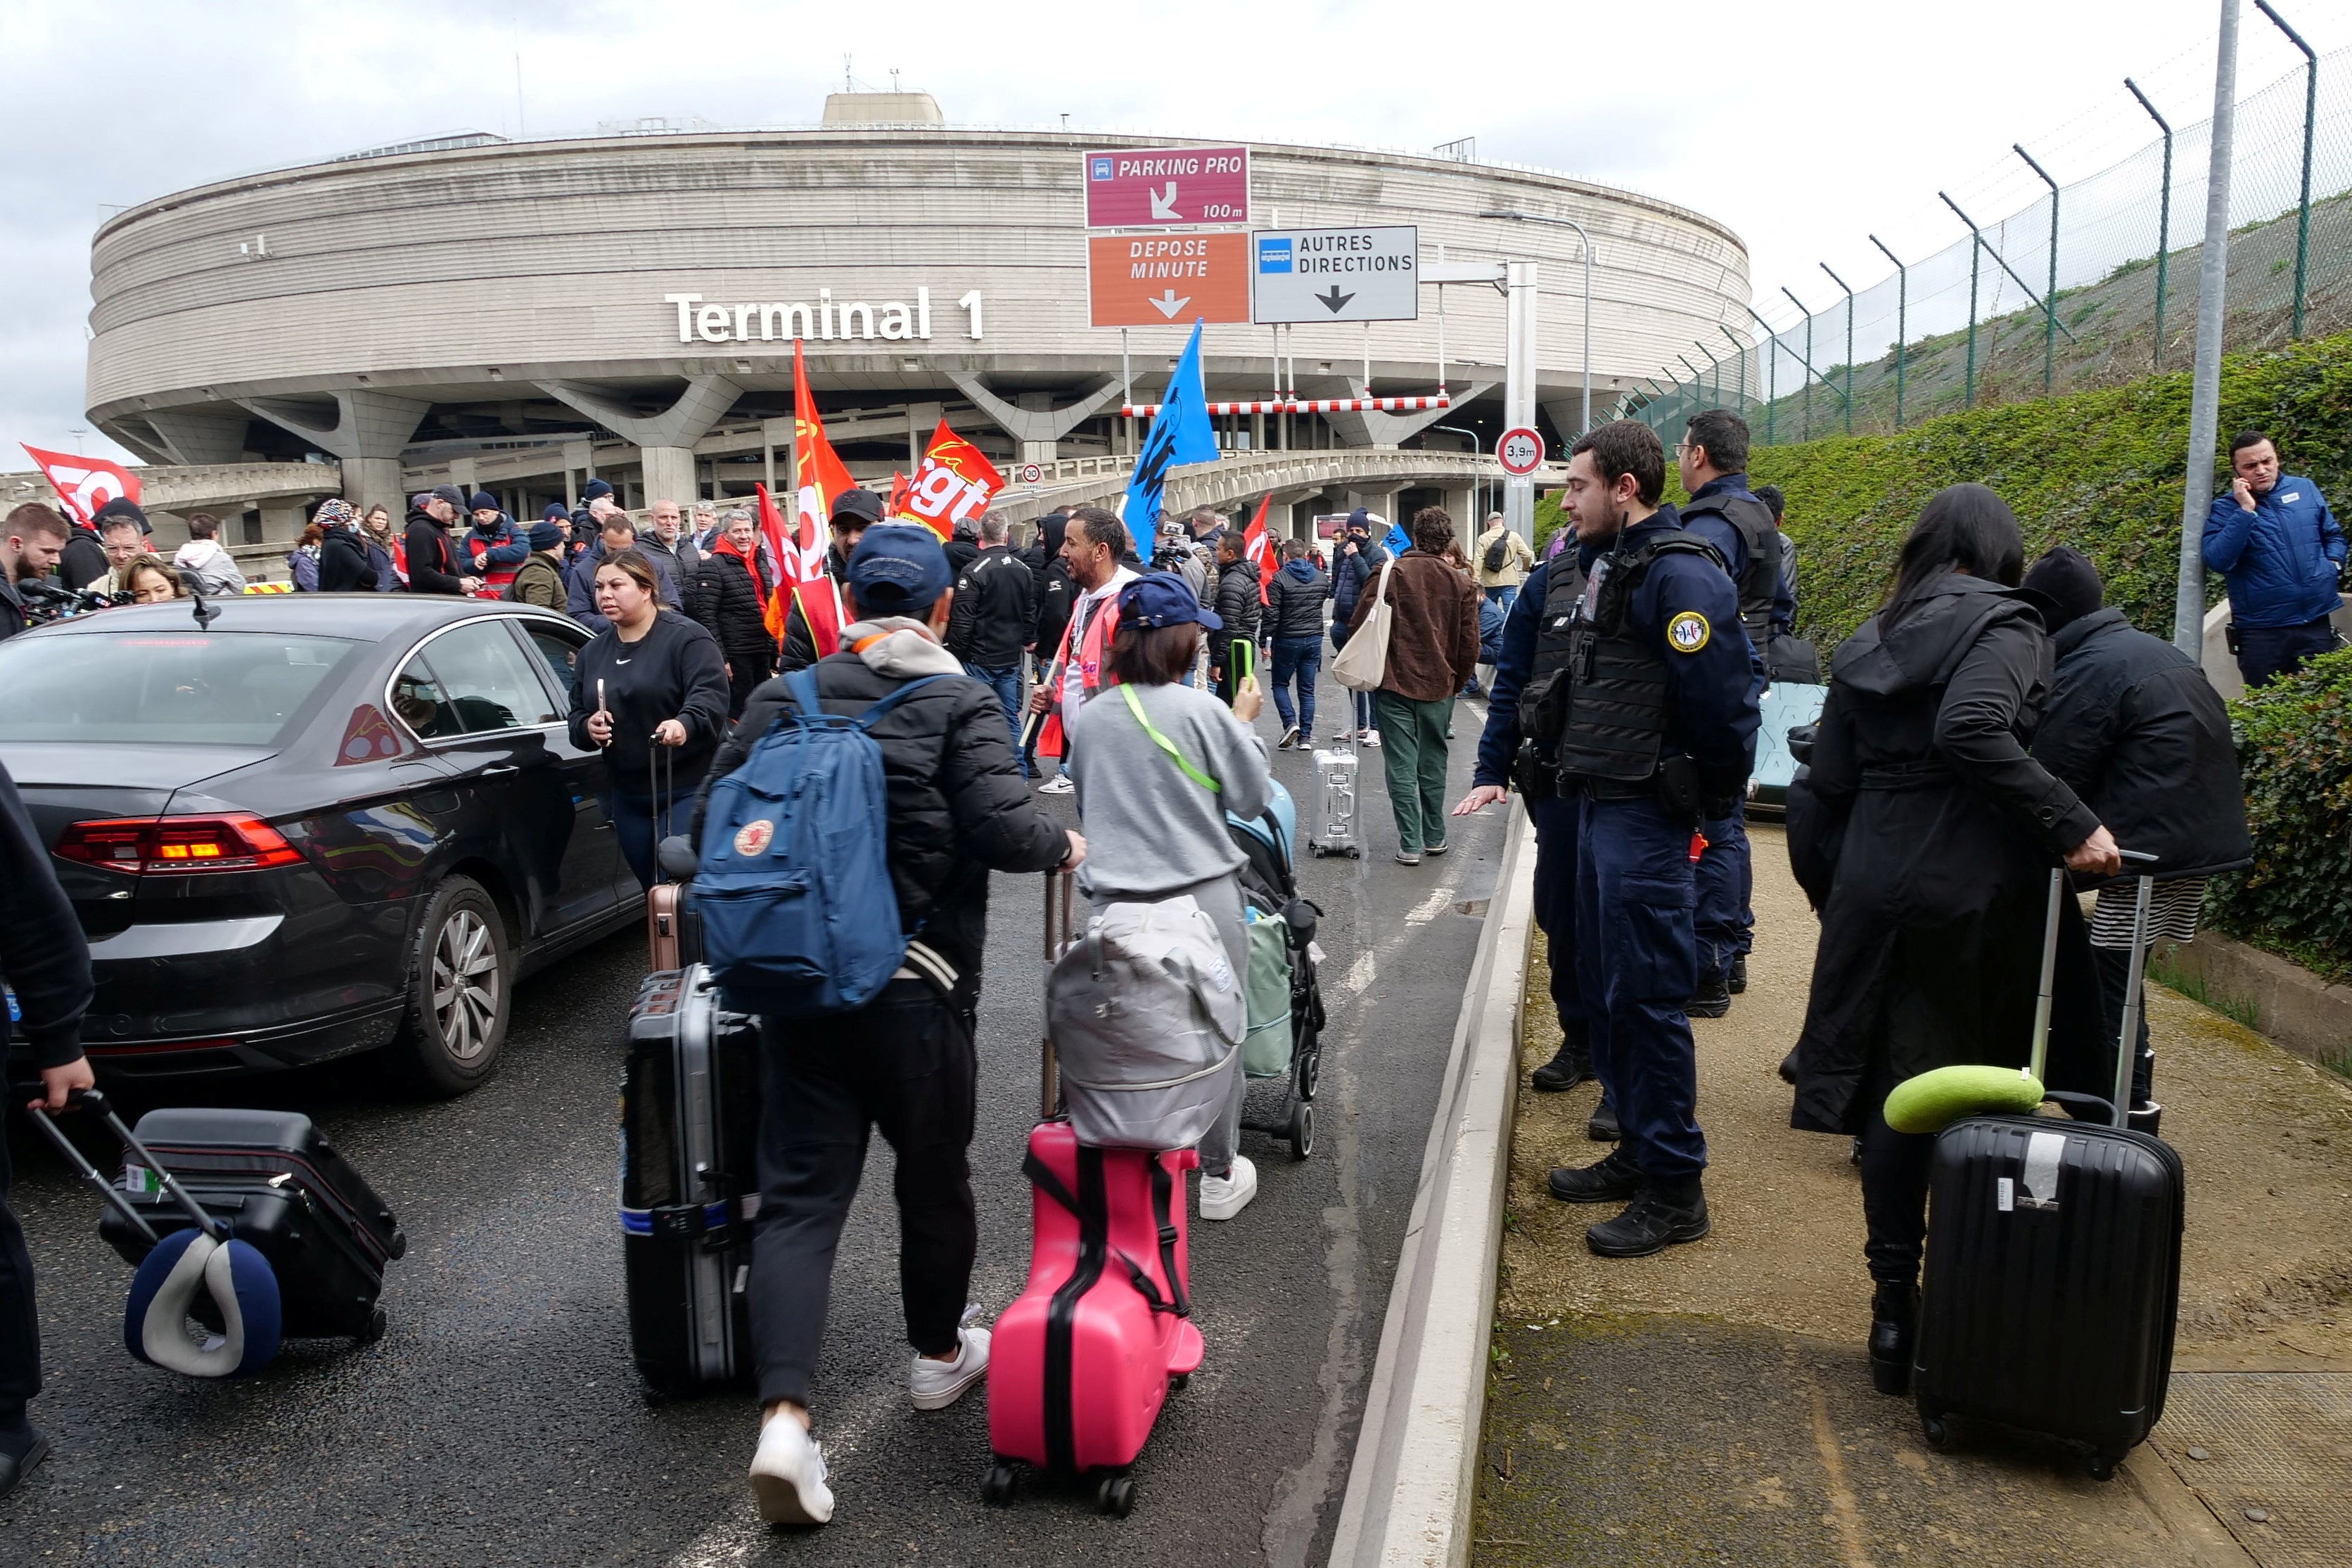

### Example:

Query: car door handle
xmin=477 ymin=764 xmax=519 ymax=778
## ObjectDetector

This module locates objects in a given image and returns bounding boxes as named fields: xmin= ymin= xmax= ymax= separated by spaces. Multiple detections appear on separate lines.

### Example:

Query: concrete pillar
xmin=345 ymin=458 xmax=407 ymax=518
xmin=761 ymin=417 xmax=791 ymax=493
xmin=1441 ymin=485 xmax=1476 ymax=531
xmin=447 ymin=458 xmax=480 ymax=499
xmin=637 ymin=446 xmax=696 ymax=511
xmin=907 ymin=401 xmax=944 ymax=466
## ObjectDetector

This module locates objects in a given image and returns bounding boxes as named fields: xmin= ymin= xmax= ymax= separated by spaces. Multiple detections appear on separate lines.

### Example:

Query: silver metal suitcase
xmin=1308 ymin=744 xmax=1362 ymax=858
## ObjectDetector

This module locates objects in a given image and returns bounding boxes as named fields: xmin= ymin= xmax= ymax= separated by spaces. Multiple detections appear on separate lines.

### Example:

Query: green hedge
xmin=2207 ymin=649 xmax=2352 ymax=983
xmin=1734 ymin=326 xmax=2352 ymax=646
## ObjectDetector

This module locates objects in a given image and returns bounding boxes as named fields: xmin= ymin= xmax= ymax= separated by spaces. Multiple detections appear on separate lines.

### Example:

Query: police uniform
xmin=1675 ymin=475 xmax=1782 ymax=1003
xmin=1469 ymin=553 xmax=1594 ymax=1097
xmin=1550 ymin=503 xmax=1759 ymax=1257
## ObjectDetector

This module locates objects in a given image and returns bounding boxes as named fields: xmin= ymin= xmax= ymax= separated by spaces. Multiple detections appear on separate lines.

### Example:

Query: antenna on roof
xmin=844 ymin=53 xmax=852 ymax=92
xmin=890 ymin=68 xmax=900 ymax=92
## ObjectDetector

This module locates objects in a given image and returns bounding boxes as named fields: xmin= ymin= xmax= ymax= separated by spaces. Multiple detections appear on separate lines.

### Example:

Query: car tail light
xmin=55 ymin=814 xmax=304 ymax=875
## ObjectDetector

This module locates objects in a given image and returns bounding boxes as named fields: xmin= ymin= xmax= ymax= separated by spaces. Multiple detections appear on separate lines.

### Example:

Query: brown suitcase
xmin=644 ymin=744 xmax=698 ymax=971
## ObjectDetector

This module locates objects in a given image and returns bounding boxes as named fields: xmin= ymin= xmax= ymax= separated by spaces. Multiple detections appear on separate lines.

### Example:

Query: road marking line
xmin=1403 ymin=887 xmax=1454 ymax=925
xmin=1808 ymin=1382 xmax=1877 ymax=1568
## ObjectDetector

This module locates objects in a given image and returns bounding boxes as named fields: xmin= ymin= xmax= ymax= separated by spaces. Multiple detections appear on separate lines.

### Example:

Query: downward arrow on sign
xmin=1149 ymin=182 xmax=1180 ymax=221
xmin=1317 ymin=285 xmax=1355 ymax=314
xmin=1149 ymin=289 xmax=1191 ymax=318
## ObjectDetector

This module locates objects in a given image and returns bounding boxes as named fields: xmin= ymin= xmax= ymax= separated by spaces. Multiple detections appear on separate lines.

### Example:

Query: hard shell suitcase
xmin=644 ymin=746 xmax=701 ymax=972
xmin=984 ymin=871 xmax=1202 ymax=1518
xmin=1307 ymin=743 xmax=1362 ymax=858
xmin=620 ymin=964 xmax=761 ymax=1396
xmin=1912 ymin=858 xmax=2184 ymax=1478
xmin=96 ymin=1106 xmax=404 ymax=1342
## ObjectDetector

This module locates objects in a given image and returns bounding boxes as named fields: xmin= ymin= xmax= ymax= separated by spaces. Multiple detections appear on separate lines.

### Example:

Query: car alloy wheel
xmin=431 ymin=906 xmax=501 ymax=1063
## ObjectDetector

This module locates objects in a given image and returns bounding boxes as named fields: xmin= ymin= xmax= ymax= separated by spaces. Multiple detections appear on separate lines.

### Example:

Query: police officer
xmin=1544 ymin=420 xmax=1759 ymax=1259
xmin=1673 ymin=410 xmax=1782 ymax=1016
xmin=1451 ymin=529 xmax=1616 ymax=1138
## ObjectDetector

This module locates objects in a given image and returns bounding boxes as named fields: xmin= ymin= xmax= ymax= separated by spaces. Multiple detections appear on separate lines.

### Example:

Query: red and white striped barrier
xmin=1118 ymin=394 xmax=1454 ymax=418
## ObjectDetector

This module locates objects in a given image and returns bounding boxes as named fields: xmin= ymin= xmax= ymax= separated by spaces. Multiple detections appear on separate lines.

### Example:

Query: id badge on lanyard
xmin=1578 ymin=557 xmax=1611 ymax=625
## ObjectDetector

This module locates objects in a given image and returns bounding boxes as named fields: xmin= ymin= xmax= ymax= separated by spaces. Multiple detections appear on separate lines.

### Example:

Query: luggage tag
xmin=1996 ymin=1129 xmax=2068 ymax=1213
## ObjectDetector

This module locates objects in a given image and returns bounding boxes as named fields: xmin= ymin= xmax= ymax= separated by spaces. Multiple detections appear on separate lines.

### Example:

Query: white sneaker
xmin=1331 ymin=728 xmax=1356 ymax=743
xmin=1037 ymin=774 xmax=1075 ymax=795
xmin=1199 ymin=1155 xmax=1258 ymax=1221
xmin=910 ymin=1316 xmax=992 ymax=1410
xmin=1360 ymin=731 xmax=1382 ymax=747
xmin=749 ymin=1410 xmax=834 ymax=1526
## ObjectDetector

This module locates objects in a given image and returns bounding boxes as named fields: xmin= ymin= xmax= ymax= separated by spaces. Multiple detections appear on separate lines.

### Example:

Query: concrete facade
xmin=86 ymin=115 xmax=1752 ymax=522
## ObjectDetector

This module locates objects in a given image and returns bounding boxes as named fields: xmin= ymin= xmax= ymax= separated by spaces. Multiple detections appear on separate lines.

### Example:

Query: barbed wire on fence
xmin=1625 ymin=41 xmax=2352 ymax=446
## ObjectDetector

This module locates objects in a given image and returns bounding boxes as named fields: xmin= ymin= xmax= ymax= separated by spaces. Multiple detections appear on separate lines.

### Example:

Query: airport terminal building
xmin=83 ymin=91 xmax=1751 ymax=548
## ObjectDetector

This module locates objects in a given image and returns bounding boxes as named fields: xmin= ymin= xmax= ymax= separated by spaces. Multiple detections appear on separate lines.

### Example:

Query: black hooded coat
xmin=1787 ymin=573 xmax=2110 ymax=1133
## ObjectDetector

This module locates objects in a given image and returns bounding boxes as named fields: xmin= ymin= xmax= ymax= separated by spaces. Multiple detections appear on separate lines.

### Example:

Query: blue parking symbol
xmin=1258 ymin=237 xmax=1293 ymax=274
xmin=1090 ymin=157 xmax=1113 ymax=181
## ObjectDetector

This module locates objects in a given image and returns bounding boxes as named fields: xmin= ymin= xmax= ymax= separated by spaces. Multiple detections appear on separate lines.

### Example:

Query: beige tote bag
xmin=1331 ymin=557 xmax=1396 ymax=693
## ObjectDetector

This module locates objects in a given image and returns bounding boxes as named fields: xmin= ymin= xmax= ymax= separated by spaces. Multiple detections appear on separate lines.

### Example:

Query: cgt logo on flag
xmin=897 ymin=419 xmax=1004 ymax=539
xmin=20 ymin=444 xmax=141 ymax=527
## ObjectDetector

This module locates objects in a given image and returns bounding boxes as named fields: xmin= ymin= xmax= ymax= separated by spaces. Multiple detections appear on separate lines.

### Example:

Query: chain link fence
xmin=1628 ymin=41 xmax=2352 ymax=445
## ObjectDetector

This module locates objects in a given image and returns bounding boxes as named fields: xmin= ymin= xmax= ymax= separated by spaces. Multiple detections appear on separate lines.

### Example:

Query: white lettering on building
xmin=661 ymin=286 xmax=975 ymax=344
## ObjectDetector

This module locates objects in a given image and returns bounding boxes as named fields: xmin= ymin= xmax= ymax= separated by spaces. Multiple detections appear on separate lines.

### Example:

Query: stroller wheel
xmin=1296 ymin=1043 xmax=1321 ymax=1102
xmin=1288 ymin=1101 xmax=1315 ymax=1160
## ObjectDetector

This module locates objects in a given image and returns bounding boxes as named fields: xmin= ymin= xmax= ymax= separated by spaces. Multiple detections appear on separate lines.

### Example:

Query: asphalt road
xmin=3 ymin=670 xmax=1507 ymax=1567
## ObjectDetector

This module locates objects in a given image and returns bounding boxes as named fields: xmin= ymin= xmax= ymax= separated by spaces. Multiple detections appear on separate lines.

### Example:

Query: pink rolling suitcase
xmin=983 ymin=872 xmax=1204 ymax=1517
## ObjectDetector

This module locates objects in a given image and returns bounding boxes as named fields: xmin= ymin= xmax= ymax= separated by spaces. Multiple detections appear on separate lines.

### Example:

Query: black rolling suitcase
xmin=620 ymin=963 xmax=761 ymax=1396
xmin=91 ymin=1104 xmax=405 ymax=1342
xmin=1912 ymin=856 xmax=2183 ymax=1479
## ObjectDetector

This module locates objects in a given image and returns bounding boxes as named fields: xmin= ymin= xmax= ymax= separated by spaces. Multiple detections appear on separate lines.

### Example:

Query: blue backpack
xmin=696 ymin=668 xmax=952 ymax=1015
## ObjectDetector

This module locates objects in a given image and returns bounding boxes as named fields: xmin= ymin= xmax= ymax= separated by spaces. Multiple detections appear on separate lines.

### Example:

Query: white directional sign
xmin=1250 ymin=226 xmax=1419 ymax=324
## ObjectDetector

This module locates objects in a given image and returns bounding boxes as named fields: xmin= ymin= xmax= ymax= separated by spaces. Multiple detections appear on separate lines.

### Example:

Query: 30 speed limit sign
xmin=1495 ymin=427 xmax=1545 ymax=477
xmin=1016 ymin=461 xmax=1044 ymax=486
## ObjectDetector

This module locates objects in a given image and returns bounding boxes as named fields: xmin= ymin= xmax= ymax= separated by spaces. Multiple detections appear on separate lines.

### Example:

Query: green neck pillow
xmin=1882 ymin=1064 xmax=2046 ymax=1136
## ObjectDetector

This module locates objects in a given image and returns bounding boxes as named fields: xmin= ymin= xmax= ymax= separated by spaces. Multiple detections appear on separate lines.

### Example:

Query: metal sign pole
xmin=2177 ymin=0 xmax=2242 ymax=657
xmin=1503 ymin=261 xmax=1540 ymax=534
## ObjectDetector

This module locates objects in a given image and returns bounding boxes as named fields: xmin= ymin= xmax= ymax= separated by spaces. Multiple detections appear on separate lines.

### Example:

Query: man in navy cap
xmin=696 ymin=522 xmax=1082 ymax=1528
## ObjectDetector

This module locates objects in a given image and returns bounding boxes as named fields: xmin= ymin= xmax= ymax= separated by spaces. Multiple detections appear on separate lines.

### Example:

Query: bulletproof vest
xmin=1557 ymin=529 xmax=1726 ymax=785
xmin=1530 ymin=553 xmax=1590 ymax=680
xmin=1683 ymin=491 xmax=1780 ymax=642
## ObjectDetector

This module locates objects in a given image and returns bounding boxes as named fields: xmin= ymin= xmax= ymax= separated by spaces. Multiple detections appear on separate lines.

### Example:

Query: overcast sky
xmin=6 ymin=0 xmax=2341 ymax=463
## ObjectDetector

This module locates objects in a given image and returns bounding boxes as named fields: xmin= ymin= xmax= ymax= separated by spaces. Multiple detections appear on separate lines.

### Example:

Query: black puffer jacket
xmin=691 ymin=652 xmax=1069 ymax=994
xmin=1026 ymin=515 xmax=1075 ymax=656
xmin=2030 ymin=606 xmax=2252 ymax=882
xmin=688 ymin=546 xmax=773 ymax=655
xmin=945 ymin=545 xmax=1036 ymax=667
xmin=1212 ymin=557 xmax=1263 ymax=651
xmin=317 ymin=528 xmax=376 ymax=592
xmin=58 ymin=527 xmax=109 ymax=592
xmin=1263 ymin=558 xmax=1331 ymax=640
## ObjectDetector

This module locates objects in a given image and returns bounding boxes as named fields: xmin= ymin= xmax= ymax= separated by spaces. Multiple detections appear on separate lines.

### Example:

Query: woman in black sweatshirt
xmin=566 ymin=548 xmax=731 ymax=886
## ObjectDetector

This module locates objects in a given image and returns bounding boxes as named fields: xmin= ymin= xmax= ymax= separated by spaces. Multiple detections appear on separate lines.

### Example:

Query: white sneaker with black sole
xmin=1199 ymin=1154 xmax=1258 ymax=1220
xmin=1037 ymin=774 xmax=1075 ymax=795
xmin=909 ymin=1309 xmax=992 ymax=1410
xmin=749 ymin=1412 xmax=834 ymax=1526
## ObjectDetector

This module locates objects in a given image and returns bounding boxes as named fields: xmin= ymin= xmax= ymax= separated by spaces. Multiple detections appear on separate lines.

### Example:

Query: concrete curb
xmin=1327 ymin=803 xmax=1537 ymax=1568
xmin=2154 ymin=930 xmax=2351 ymax=1072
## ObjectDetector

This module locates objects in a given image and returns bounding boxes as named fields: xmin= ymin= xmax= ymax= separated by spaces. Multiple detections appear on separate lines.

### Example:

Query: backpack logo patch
xmin=1667 ymin=611 xmax=1711 ymax=653
xmin=733 ymin=818 xmax=775 ymax=857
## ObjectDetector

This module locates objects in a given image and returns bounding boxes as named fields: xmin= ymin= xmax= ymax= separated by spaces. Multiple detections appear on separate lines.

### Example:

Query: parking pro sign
xmin=1250 ymin=226 xmax=1419 ymax=324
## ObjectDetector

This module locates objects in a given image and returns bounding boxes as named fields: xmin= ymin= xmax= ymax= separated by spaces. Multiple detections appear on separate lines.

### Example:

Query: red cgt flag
xmin=897 ymin=419 xmax=1003 ymax=540
xmin=766 ymin=342 xmax=859 ymax=641
xmin=1241 ymin=493 xmax=1277 ymax=605
xmin=21 ymin=444 xmax=141 ymax=527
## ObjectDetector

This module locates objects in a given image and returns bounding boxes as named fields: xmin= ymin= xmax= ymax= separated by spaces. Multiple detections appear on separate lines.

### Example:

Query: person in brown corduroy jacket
xmin=1350 ymin=506 xmax=1481 ymax=862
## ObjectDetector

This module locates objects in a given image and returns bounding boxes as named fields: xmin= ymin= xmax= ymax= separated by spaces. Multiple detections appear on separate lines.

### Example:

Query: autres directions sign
xmin=1250 ymin=226 xmax=1419 ymax=324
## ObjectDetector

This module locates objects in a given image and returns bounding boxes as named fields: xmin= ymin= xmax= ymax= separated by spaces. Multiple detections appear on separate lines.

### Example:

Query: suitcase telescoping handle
xmin=19 ymin=1088 xmax=230 ymax=1243
xmin=1042 ymin=867 xmax=1075 ymax=1120
xmin=2026 ymin=852 xmax=2159 ymax=1129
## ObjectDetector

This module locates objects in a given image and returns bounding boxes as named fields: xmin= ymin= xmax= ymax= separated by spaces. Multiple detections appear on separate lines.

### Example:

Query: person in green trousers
xmin=1347 ymin=507 xmax=1482 ymax=863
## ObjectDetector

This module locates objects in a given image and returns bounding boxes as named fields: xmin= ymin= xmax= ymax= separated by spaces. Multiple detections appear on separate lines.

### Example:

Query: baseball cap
xmin=1118 ymin=573 xmax=1222 ymax=632
xmin=831 ymin=487 xmax=884 ymax=526
xmin=845 ymin=522 xmax=952 ymax=612
xmin=431 ymin=483 xmax=468 ymax=512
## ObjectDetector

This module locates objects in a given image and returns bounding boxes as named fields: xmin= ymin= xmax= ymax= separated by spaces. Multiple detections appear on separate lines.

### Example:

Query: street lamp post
xmin=1868 ymin=236 xmax=1907 ymax=428
xmin=1481 ymin=210 xmax=1596 ymax=435
xmin=1820 ymin=263 xmax=1855 ymax=435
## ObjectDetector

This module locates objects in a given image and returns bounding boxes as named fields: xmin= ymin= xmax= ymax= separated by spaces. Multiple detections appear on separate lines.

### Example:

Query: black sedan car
xmin=0 ymin=593 xmax=643 ymax=1094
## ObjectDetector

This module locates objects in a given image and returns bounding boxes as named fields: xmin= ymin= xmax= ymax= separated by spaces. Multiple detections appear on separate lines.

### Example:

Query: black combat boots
xmin=1869 ymin=1282 xmax=1917 ymax=1396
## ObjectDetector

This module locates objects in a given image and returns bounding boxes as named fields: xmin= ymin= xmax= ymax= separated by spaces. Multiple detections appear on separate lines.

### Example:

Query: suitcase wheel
xmin=1096 ymin=1475 xmax=1135 ymax=1517
xmin=357 ymin=1304 xmax=388 ymax=1346
xmin=1288 ymin=1102 xmax=1315 ymax=1162
xmin=982 ymin=1462 xmax=1017 ymax=1507
xmin=1170 ymin=1372 xmax=1190 ymax=1392
xmin=2086 ymin=1452 xmax=2119 ymax=1482
xmin=1919 ymin=1415 xmax=1950 ymax=1451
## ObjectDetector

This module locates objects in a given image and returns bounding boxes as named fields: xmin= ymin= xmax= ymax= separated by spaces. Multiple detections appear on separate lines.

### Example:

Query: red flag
xmin=898 ymin=419 xmax=1004 ymax=540
xmin=21 ymin=444 xmax=140 ymax=527
xmin=1242 ymin=494 xmax=1277 ymax=605
xmin=791 ymin=340 xmax=858 ymax=551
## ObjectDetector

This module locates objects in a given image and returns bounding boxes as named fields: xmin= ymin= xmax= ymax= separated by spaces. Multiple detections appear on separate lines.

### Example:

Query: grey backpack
xmin=1047 ymin=896 xmax=1244 ymax=1150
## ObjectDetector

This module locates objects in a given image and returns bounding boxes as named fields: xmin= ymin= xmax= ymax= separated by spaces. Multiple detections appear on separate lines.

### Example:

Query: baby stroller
xmin=1227 ymin=780 xmax=1327 ymax=1159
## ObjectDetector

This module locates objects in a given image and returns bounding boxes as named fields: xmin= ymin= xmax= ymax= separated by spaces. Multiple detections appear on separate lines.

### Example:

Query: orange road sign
xmin=1087 ymin=233 xmax=1251 ymax=328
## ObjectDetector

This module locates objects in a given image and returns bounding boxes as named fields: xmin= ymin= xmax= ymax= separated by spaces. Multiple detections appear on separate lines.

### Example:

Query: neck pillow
xmin=123 ymin=1229 xmax=281 ymax=1377
xmin=1881 ymin=1065 xmax=2047 ymax=1136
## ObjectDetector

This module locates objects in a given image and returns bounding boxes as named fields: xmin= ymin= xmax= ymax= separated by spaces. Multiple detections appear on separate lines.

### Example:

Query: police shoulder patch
xmin=1666 ymin=610 xmax=1711 ymax=653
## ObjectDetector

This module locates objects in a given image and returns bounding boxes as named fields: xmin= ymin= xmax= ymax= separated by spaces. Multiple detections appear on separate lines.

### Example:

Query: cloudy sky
xmin=5 ymin=0 xmax=2341 ymax=463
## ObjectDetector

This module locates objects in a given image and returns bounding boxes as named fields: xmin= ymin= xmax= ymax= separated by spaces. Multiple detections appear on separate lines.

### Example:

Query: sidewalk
xmin=1473 ymin=823 xmax=2352 ymax=1568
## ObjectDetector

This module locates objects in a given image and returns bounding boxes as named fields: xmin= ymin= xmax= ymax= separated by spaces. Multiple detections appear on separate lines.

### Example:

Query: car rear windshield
xmin=0 ymin=631 xmax=365 ymax=745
